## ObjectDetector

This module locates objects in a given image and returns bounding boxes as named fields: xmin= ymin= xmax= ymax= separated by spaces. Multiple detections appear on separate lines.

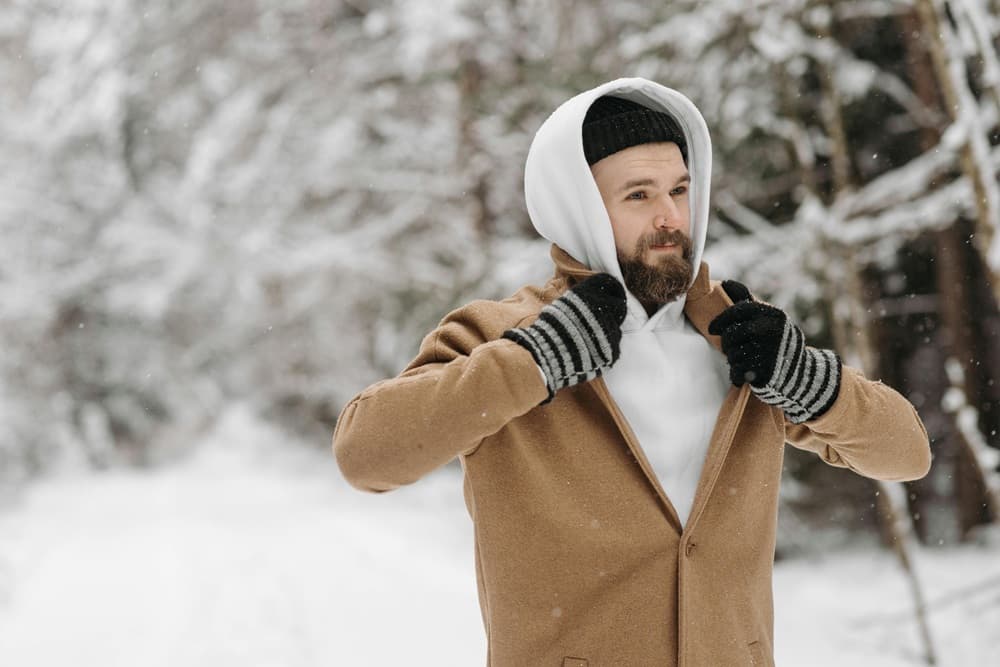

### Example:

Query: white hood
xmin=524 ymin=77 xmax=713 ymax=330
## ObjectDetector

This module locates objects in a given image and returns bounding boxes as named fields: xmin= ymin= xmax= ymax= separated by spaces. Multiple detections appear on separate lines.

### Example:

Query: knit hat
xmin=582 ymin=96 xmax=688 ymax=166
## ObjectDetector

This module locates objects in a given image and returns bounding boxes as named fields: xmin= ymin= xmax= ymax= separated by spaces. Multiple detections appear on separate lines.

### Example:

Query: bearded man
xmin=333 ymin=78 xmax=931 ymax=667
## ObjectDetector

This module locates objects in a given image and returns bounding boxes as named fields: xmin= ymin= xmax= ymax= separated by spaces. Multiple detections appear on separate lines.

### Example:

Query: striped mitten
xmin=708 ymin=280 xmax=842 ymax=424
xmin=503 ymin=273 xmax=627 ymax=404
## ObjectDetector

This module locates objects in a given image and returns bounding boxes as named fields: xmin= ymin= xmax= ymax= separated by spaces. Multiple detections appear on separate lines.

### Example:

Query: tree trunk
xmin=903 ymin=8 xmax=1000 ymax=537
xmin=943 ymin=359 xmax=1000 ymax=524
xmin=915 ymin=0 xmax=1000 ymax=297
xmin=815 ymin=13 xmax=937 ymax=663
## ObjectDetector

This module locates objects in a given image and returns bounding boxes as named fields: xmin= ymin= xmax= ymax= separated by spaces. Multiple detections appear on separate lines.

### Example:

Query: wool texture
xmin=582 ymin=95 xmax=689 ymax=165
xmin=502 ymin=272 xmax=626 ymax=403
xmin=751 ymin=321 xmax=842 ymax=423
xmin=708 ymin=280 xmax=842 ymax=423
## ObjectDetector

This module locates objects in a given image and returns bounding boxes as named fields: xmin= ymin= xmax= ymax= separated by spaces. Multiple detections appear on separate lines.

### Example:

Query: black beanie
xmin=582 ymin=96 xmax=688 ymax=166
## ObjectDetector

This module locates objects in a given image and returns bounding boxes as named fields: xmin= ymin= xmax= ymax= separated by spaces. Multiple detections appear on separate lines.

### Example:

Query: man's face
xmin=590 ymin=141 xmax=693 ymax=306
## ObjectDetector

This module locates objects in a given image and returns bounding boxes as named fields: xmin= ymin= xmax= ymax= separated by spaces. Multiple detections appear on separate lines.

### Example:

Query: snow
xmin=1 ymin=406 xmax=998 ymax=666
xmin=0 ymin=407 xmax=484 ymax=666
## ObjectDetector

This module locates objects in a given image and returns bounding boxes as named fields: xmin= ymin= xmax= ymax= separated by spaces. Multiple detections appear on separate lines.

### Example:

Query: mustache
xmin=636 ymin=229 xmax=692 ymax=256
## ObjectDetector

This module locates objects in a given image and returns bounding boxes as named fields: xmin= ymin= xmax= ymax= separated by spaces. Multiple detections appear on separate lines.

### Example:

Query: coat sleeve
xmin=332 ymin=300 xmax=549 ymax=493
xmin=784 ymin=366 xmax=932 ymax=481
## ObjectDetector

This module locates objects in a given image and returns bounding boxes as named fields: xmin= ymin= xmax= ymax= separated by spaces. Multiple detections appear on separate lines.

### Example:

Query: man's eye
xmin=626 ymin=191 xmax=646 ymax=200
xmin=671 ymin=186 xmax=688 ymax=196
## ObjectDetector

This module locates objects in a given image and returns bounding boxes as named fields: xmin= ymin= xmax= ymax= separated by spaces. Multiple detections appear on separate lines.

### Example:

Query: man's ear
xmin=720 ymin=279 xmax=752 ymax=304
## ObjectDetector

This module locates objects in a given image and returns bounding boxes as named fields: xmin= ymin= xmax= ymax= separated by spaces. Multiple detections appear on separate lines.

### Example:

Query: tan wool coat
xmin=333 ymin=247 xmax=932 ymax=667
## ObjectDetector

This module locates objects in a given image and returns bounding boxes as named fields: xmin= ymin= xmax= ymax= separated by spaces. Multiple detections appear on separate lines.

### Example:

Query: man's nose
xmin=653 ymin=197 xmax=682 ymax=229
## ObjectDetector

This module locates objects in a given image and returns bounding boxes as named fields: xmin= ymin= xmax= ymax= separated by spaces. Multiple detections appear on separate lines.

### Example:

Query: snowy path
xmin=0 ymin=410 xmax=997 ymax=666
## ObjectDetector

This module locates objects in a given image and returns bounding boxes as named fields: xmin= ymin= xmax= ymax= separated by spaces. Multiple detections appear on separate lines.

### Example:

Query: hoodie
xmin=524 ymin=77 xmax=730 ymax=525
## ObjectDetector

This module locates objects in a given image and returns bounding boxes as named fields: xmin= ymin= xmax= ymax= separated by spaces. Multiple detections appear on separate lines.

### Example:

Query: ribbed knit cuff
xmin=502 ymin=328 xmax=557 ymax=404
xmin=751 ymin=320 xmax=842 ymax=423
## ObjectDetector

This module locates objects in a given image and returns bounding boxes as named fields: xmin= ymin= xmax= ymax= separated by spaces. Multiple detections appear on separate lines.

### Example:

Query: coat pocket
xmin=748 ymin=640 xmax=773 ymax=666
xmin=562 ymin=658 xmax=588 ymax=667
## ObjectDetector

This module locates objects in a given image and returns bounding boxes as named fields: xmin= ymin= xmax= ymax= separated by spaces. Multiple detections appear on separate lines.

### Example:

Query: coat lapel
xmin=682 ymin=270 xmax=751 ymax=534
xmin=591 ymin=378 xmax=684 ymax=532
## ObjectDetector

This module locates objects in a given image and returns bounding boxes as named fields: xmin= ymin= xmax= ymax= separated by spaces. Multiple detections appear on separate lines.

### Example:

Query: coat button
xmin=685 ymin=542 xmax=696 ymax=557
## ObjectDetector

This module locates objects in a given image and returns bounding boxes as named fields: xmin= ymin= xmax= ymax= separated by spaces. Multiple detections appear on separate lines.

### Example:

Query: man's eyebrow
xmin=617 ymin=174 xmax=690 ymax=194
xmin=617 ymin=178 xmax=656 ymax=194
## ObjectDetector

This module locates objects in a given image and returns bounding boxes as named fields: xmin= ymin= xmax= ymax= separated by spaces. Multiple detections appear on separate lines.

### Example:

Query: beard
xmin=618 ymin=229 xmax=694 ymax=306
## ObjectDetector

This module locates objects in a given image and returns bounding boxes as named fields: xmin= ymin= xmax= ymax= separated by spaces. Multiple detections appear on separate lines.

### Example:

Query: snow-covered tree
xmin=2 ymin=0 xmax=997 ymax=553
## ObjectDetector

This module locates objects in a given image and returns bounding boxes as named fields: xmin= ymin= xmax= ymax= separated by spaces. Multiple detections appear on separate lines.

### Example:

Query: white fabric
xmin=524 ymin=78 xmax=730 ymax=526
xmin=603 ymin=312 xmax=731 ymax=525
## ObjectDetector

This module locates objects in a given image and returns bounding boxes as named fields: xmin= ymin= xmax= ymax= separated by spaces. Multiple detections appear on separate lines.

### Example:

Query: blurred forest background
xmin=2 ymin=0 xmax=1000 ymax=559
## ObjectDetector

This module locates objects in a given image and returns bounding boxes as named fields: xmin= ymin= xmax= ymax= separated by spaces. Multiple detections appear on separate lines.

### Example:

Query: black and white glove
xmin=707 ymin=280 xmax=841 ymax=424
xmin=503 ymin=273 xmax=627 ymax=404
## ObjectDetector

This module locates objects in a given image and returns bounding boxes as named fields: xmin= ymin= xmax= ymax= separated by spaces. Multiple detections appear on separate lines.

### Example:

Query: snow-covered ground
xmin=0 ymin=407 xmax=997 ymax=666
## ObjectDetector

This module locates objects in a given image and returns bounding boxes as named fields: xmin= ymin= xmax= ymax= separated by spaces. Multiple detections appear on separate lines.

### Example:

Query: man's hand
xmin=708 ymin=280 xmax=841 ymax=423
xmin=503 ymin=273 xmax=627 ymax=404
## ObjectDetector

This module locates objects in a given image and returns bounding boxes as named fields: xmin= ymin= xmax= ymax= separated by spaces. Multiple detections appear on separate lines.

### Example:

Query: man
xmin=334 ymin=78 xmax=930 ymax=666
